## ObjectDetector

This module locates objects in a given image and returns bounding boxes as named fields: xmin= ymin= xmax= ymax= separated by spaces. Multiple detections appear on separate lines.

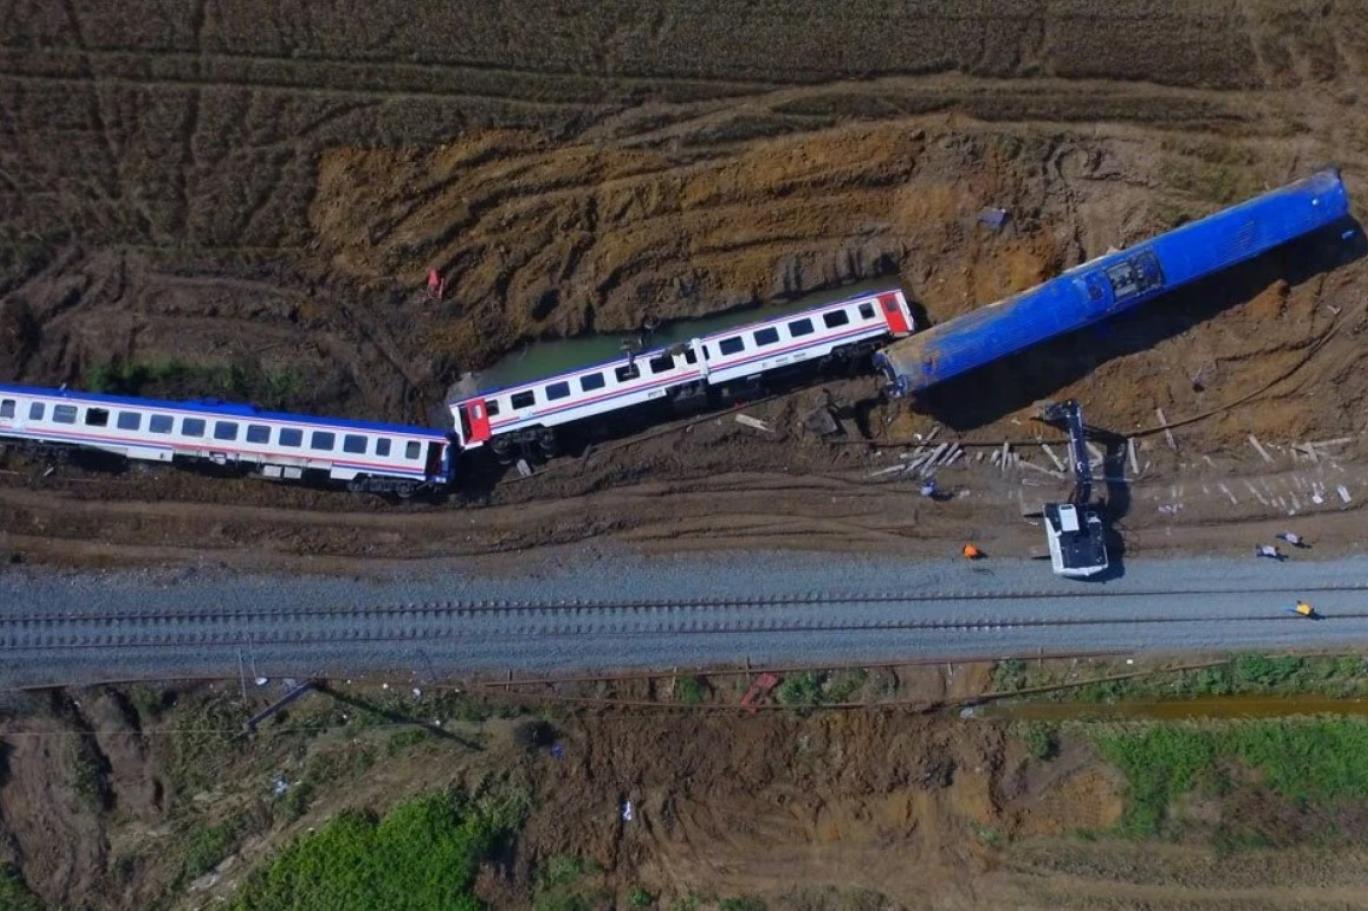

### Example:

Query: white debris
xmin=736 ymin=414 xmax=773 ymax=433
xmin=1127 ymin=438 xmax=1139 ymax=475
xmin=1156 ymin=408 xmax=1177 ymax=450
xmin=1338 ymin=485 xmax=1353 ymax=504
xmin=1248 ymin=434 xmax=1274 ymax=463
xmin=1040 ymin=443 xmax=1065 ymax=471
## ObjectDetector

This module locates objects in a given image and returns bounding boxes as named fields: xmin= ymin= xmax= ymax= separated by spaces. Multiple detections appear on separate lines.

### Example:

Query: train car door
xmin=425 ymin=441 xmax=446 ymax=479
xmin=879 ymin=292 xmax=911 ymax=336
xmin=463 ymin=399 xmax=492 ymax=445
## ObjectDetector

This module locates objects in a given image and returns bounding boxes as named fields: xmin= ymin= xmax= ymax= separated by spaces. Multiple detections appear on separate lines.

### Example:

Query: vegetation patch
xmin=776 ymin=669 xmax=869 ymax=707
xmin=229 ymin=790 xmax=524 ymax=910
xmin=0 ymin=865 xmax=44 ymax=911
xmin=533 ymin=853 xmax=605 ymax=911
xmin=1094 ymin=718 xmax=1368 ymax=839
xmin=673 ymin=675 xmax=705 ymax=705
xmin=84 ymin=358 xmax=302 ymax=410
xmin=993 ymin=653 xmax=1368 ymax=702
xmin=184 ymin=819 xmax=243 ymax=879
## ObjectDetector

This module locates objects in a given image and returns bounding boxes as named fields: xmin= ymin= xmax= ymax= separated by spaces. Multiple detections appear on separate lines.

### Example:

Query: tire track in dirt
xmin=0 ymin=44 xmax=790 ymax=92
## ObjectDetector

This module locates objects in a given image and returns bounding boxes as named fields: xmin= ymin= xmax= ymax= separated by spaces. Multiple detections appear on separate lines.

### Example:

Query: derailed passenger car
xmin=0 ymin=384 xmax=452 ymax=495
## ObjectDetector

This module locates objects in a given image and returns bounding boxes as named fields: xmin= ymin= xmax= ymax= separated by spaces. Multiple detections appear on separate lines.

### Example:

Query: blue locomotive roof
xmin=877 ymin=168 xmax=1352 ymax=394
xmin=0 ymin=382 xmax=447 ymax=439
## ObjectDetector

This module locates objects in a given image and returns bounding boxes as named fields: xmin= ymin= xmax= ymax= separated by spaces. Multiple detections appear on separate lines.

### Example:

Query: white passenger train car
xmin=449 ymin=287 xmax=914 ymax=458
xmin=0 ymin=384 xmax=453 ymax=494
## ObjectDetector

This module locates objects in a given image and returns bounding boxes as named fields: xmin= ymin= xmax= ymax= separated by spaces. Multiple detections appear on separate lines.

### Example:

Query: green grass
xmin=386 ymin=728 xmax=430 ymax=756
xmin=993 ymin=653 xmax=1368 ymax=702
xmin=628 ymin=886 xmax=655 ymax=908
xmin=69 ymin=736 xmax=106 ymax=811
xmin=229 ymin=790 xmax=524 ymax=911
xmin=0 ymin=865 xmax=44 ymax=911
xmin=776 ymin=672 xmax=822 ymax=707
xmin=184 ymin=819 xmax=242 ymax=879
xmin=1022 ymin=723 xmax=1058 ymax=761
xmin=83 ymin=358 xmax=302 ymax=410
xmin=533 ymin=854 xmax=603 ymax=911
xmin=674 ymin=676 xmax=704 ymax=705
xmin=1094 ymin=718 xmax=1368 ymax=838
xmin=719 ymin=898 xmax=767 ymax=911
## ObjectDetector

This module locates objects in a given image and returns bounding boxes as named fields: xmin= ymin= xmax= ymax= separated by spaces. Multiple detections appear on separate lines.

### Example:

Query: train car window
xmin=405 ymin=441 xmax=421 ymax=460
xmin=546 ymin=381 xmax=571 ymax=400
xmin=28 ymin=402 xmax=45 ymax=420
xmin=279 ymin=428 xmax=303 ymax=447
xmin=683 ymin=348 xmax=698 ymax=365
xmin=753 ymin=327 xmax=779 ymax=346
xmin=858 ymin=302 xmax=875 ymax=319
xmin=116 ymin=411 xmax=141 ymax=431
xmin=788 ymin=318 xmax=814 ymax=337
xmin=214 ymin=421 xmax=239 ymax=441
xmin=343 ymin=434 xmax=367 ymax=454
xmin=85 ymin=407 xmax=109 ymax=427
xmin=0 ymin=399 xmax=14 ymax=419
xmin=246 ymin=424 xmax=270 ymax=444
xmin=149 ymin=414 xmax=173 ymax=434
xmin=883 ymin=298 xmax=899 ymax=313
xmin=485 ymin=400 xmax=500 ymax=416
xmin=511 ymin=390 xmax=535 ymax=409
xmin=648 ymin=353 xmax=675 ymax=374
xmin=718 ymin=336 xmax=744 ymax=355
xmin=615 ymin=364 xmax=640 ymax=382
xmin=822 ymin=309 xmax=850 ymax=328
xmin=53 ymin=405 xmax=77 ymax=424
xmin=310 ymin=431 xmax=335 ymax=451
xmin=376 ymin=438 xmax=392 ymax=457
xmin=580 ymin=373 xmax=606 ymax=392
xmin=182 ymin=418 xmax=205 ymax=437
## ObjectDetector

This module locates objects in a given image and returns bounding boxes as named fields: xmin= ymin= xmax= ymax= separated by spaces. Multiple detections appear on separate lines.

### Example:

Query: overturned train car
xmin=875 ymin=169 xmax=1352 ymax=396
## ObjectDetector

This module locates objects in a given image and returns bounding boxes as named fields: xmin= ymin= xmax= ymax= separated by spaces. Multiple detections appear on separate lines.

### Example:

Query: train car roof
xmin=455 ymin=285 xmax=905 ymax=402
xmin=0 ymin=382 xmax=448 ymax=439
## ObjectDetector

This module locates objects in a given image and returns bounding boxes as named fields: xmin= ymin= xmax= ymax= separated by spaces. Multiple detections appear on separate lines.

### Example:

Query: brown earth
xmin=7 ymin=660 xmax=1368 ymax=911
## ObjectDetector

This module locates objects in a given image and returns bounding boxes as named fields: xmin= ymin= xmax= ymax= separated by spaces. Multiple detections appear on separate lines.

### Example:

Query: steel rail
xmin=5 ymin=581 xmax=1368 ymax=624
xmin=3 ymin=610 xmax=1364 ymax=651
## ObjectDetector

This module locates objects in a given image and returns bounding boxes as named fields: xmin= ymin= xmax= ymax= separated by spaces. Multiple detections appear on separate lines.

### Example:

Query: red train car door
xmin=464 ymin=399 xmax=492 ymax=445
xmin=879 ymin=292 xmax=911 ymax=336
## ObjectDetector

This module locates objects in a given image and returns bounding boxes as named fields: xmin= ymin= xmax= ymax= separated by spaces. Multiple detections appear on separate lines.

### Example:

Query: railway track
xmin=4 ymin=586 xmax=1368 ymax=651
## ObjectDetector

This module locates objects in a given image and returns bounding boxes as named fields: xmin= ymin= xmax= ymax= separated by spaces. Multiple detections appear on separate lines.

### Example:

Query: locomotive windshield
xmin=1104 ymin=250 xmax=1165 ymax=303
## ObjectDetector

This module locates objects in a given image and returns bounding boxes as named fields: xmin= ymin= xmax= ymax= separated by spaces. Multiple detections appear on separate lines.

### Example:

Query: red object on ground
xmin=427 ymin=269 xmax=446 ymax=299
xmin=740 ymin=673 xmax=780 ymax=713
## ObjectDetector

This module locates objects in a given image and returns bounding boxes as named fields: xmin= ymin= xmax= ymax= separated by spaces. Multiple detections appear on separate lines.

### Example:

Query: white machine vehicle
xmin=1037 ymin=400 xmax=1109 ymax=578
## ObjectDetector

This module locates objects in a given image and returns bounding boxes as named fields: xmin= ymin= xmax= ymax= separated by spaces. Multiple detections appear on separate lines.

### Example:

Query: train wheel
xmin=490 ymin=437 xmax=514 ymax=465
xmin=536 ymin=428 xmax=558 ymax=459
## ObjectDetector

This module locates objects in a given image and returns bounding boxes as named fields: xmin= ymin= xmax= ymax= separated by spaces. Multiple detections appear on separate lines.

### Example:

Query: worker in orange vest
xmin=962 ymin=542 xmax=983 ymax=560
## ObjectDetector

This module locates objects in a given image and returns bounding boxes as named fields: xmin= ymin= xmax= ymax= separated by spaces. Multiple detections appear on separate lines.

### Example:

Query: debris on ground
xmin=736 ymin=414 xmax=773 ymax=433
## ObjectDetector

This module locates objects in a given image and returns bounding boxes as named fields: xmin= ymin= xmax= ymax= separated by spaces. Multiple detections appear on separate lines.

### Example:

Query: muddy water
xmin=472 ymin=278 xmax=901 ymax=390
xmin=977 ymin=695 xmax=1368 ymax=722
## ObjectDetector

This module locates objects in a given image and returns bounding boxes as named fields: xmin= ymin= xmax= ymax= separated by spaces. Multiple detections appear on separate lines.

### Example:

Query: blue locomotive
xmin=875 ymin=169 xmax=1352 ymax=396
